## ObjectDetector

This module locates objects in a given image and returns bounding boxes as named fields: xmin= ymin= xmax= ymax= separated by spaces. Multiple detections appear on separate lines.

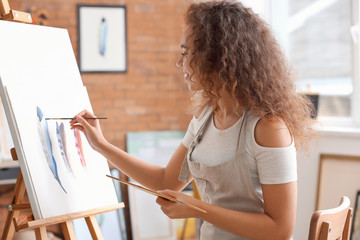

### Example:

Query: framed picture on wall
xmin=316 ymin=154 xmax=360 ymax=211
xmin=77 ymin=5 xmax=127 ymax=73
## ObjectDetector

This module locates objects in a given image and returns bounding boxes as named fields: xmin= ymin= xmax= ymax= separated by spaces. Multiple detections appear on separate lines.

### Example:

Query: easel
xmin=2 ymin=149 xmax=125 ymax=240
xmin=0 ymin=1 xmax=125 ymax=239
xmin=0 ymin=0 xmax=32 ymax=23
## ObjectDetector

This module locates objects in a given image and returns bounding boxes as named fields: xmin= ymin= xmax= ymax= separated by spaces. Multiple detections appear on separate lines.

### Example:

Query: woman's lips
xmin=184 ymin=72 xmax=190 ymax=81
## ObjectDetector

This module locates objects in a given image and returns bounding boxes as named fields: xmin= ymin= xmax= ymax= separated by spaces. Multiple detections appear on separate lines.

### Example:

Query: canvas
xmin=73 ymin=169 xmax=127 ymax=240
xmin=0 ymin=20 xmax=118 ymax=219
xmin=0 ymin=83 xmax=118 ymax=219
xmin=0 ymin=21 xmax=83 ymax=89
xmin=0 ymin=99 xmax=13 ymax=161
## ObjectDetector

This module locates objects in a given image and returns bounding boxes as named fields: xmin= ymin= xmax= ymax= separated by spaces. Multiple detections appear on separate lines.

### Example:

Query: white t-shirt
xmin=182 ymin=106 xmax=297 ymax=185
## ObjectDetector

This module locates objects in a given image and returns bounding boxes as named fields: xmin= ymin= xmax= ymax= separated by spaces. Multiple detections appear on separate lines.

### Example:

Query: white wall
xmin=295 ymin=129 xmax=360 ymax=239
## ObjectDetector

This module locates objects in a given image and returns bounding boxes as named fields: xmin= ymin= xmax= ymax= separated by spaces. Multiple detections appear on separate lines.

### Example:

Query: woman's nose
xmin=176 ymin=55 xmax=183 ymax=68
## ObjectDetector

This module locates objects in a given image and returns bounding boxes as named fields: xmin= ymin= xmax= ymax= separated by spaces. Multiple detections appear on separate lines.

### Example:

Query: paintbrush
xmin=106 ymin=175 xmax=207 ymax=213
xmin=45 ymin=117 xmax=107 ymax=120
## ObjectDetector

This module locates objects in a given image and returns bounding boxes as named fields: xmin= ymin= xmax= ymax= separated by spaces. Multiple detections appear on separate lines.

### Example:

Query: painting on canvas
xmin=0 ymin=20 xmax=118 ymax=219
xmin=0 ymin=84 xmax=118 ymax=219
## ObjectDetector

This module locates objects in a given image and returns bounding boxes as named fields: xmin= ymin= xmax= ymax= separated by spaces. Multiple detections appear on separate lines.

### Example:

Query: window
xmin=244 ymin=0 xmax=360 ymax=127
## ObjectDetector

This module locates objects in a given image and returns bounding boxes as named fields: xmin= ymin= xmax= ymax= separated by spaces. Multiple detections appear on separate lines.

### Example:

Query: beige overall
xmin=179 ymin=111 xmax=264 ymax=240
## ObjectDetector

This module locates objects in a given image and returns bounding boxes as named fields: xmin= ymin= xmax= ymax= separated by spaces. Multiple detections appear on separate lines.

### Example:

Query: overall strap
xmin=178 ymin=109 xmax=249 ymax=183
xmin=178 ymin=110 xmax=213 ymax=183
xmin=235 ymin=110 xmax=249 ymax=156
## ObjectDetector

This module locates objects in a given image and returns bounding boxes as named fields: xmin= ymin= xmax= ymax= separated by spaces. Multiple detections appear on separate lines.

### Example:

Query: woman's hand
xmin=70 ymin=109 xmax=108 ymax=152
xmin=156 ymin=189 xmax=204 ymax=219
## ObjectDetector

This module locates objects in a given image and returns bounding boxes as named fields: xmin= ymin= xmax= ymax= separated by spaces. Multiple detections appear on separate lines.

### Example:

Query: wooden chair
xmin=308 ymin=196 xmax=353 ymax=240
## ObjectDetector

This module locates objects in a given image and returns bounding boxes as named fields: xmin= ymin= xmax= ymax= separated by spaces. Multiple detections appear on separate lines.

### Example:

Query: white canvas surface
xmin=73 ymin=169 xmax=127 ymax=240
xmin=0 ymin=20 xmax=82 ymax=89
xmin=0 ymin=99 xmax=13 ymax=160
xmin=0 ymin=21 xmax=118 ymax=219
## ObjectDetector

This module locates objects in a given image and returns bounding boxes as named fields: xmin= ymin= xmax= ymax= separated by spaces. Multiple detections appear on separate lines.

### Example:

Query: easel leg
xmin=60 ymin=220 xmax=76 ymax=240
xmin=1 ymin=171 xmax=26 ymax=240
xmin=35 ymin=227 xmax=48 ymax=240
xmin=85 ymin=215 xmax=104 ymax=240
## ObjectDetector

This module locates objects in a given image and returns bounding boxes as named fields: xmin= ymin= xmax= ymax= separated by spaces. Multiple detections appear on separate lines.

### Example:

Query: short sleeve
xmin=182 ymin=117 xmax=196 ymax=148
xmin=255 ymin=144 xmax=297 ymax=184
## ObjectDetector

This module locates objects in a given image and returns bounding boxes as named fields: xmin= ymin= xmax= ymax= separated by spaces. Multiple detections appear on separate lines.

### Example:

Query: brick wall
xmin=11 ymin=0 xmax=192 ymax=150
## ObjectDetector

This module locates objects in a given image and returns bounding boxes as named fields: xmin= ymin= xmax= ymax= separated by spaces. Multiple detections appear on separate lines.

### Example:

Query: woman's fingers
xmin=70 ymin=124 xmax=84 ymax=133
xmin=156 ymin=190 xmax=181 ymax=208
xmin=69 ymin=109 xmax=107 ymax=152
xmin=159 ymin=189 xmax=180 ymax=199
xmin=75 ymin=114 xmax=91 ymax=128
xmin=78 ymin=109 xmax=96 ymax=118
xmin=70 ymin=109 xmax=100 ymax=129
xmin=156 ymin=196 xmax=172 ymax=206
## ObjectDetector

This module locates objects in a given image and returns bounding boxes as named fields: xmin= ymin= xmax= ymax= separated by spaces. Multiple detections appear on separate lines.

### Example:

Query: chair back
xmin=308 ymin=196 xmax=353 ymax=240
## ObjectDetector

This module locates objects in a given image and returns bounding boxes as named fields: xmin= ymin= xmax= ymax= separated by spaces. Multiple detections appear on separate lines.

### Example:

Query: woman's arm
xmin=157 ymin=181 xmax=296 ymax=240
xmin=99 ymin=141 xmax=190 ymax=191
xmin=157 ymin=115 xmax=297 ymax=240
xmin=70 ymin=109 xmax=191 ymax=191
xmin=201 ymin=182 xmax=296 ymax=240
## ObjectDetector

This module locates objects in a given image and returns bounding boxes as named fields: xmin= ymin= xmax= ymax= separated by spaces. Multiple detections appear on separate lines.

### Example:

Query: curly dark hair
xmin=184 ymin=0 xmax=315 ymax=150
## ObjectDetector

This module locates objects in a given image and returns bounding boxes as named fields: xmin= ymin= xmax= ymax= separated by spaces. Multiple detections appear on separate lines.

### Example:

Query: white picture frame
xmin=77 ymin=5 xmax=127 ymax=73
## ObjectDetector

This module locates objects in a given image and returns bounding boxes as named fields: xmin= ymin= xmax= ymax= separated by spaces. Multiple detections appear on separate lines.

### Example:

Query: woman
xmin=70 ymin=1 xmax=314 ymax=239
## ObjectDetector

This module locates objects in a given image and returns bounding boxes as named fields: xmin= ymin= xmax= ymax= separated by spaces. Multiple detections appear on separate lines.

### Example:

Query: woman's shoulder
xmin=253 ymin=114 xmax=292 ymax=148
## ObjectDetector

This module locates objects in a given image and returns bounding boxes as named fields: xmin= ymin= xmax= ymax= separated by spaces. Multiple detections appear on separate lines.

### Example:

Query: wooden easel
xmin=0 ymin=0 xmax=32 ymax=23
xmin=2 ymin=149 xmax=125 ymax=240
xmin=0 ymin=1 xmax=125 ymax=239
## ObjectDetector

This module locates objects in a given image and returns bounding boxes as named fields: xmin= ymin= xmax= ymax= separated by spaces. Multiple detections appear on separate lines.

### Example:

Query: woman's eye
xmin=181 ymin=52 xmax=188 ymax=56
